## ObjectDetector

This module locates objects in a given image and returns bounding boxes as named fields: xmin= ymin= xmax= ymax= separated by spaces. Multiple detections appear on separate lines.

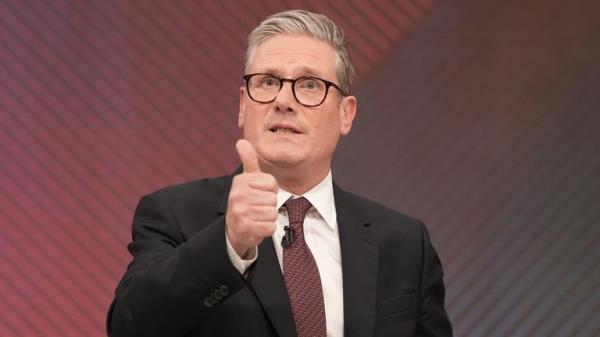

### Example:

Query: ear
xmin=238 ymin=86 xmax=246 ymax=128
xmin=339 ymin=95 xmax=357 ymax=136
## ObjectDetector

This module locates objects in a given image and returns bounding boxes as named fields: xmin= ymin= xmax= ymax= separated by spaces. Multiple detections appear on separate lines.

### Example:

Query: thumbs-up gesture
xmin=226 ymin=139 xmax=278 ymax=257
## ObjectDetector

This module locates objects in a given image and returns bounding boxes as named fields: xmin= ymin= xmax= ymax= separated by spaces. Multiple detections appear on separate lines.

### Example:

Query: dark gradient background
xmin=1 ymin=1 xmax=598 ymax=336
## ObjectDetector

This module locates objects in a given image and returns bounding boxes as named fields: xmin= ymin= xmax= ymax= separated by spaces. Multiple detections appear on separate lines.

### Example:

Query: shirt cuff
xmin=225 ymin=233 xmax=258 ymax=275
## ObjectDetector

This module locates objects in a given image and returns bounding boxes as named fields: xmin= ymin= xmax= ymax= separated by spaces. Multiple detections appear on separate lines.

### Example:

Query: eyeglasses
xmin=243 ymin=73 xmax=344 ymax=107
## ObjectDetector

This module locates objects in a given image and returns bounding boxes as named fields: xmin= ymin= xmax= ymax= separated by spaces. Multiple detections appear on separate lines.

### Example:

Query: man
xmin=107 ymin=9 xmax=452 ymax=337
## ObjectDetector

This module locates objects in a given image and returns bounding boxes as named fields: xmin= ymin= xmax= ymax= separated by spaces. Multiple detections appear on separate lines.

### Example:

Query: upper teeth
xmin=272 ymin=128 xmax=295 ymax=133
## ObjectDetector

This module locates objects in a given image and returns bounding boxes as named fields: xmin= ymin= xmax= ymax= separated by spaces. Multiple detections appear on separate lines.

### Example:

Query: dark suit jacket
xmin=107 ymin=172 xmax=452 ymax=337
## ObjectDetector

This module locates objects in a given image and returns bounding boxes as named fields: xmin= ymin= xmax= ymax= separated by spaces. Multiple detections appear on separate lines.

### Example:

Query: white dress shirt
xmin=226 ymin=171 xmax=344 ymax=337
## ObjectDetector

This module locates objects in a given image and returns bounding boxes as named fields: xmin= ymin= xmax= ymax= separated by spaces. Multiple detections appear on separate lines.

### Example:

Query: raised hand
xmin=225 ymin=139 xmax=279 ymax=257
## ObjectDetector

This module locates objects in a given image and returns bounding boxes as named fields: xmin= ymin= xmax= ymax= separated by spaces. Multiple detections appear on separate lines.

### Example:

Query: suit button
xmin=213 ymin=288 xmax=225 ymax=301
xmin=219 ymin=285 xmax=230 ymax=297
xmin=203 ymin=297 xmax=215 ymax=308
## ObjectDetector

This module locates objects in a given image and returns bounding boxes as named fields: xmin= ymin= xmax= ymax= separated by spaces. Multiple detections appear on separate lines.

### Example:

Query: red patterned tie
xmin=283 ymin=197 xmax=327 ymax=337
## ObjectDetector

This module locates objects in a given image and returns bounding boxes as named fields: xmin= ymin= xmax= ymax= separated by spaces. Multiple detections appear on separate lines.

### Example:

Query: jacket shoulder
xmin=137 ymin=175 xmax=233 ymax=226
xmin=337 ymin=187 xmax=421 ymax=226
xmin=149 ymin=174 xmax=231 ymax=203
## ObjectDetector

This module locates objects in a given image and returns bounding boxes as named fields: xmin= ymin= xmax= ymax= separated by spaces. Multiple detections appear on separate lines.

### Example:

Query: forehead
xmin=249 ymin=34 xmax=337 ymax=79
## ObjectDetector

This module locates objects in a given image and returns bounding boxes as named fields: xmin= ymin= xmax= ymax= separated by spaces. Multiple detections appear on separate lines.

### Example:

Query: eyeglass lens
xmin=247 ymin=74 xmax=328 ymax=106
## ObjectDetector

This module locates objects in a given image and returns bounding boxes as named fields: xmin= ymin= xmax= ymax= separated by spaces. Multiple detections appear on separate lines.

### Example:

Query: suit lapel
xmin=247 ymin=239 xmax=297 ymax=337
xmin=334 ymin=184 xmax=378 ymax=337
xmin=219 ymin=171 xmax=377 ymax=337
xmin=218 ymin=168 xmax=296 ymax=337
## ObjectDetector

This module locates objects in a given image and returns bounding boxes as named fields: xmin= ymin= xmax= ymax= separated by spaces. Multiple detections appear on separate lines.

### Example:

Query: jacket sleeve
xmin=416 ymin=222 xmax=453 ymax=336
xmin=106 ymin=192 xmax=246 ymax=337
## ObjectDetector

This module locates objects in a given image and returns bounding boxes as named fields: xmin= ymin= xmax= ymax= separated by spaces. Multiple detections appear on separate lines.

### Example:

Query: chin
xmin=258 ymin=147 xmax=305 ymax=169
xmin=265 ymin=153 xmax=303 ymax=168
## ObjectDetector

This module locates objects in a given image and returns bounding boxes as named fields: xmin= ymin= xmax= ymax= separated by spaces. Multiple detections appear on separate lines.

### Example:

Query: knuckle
xmin=228 ymin=202 xmax=241 ymax=215
xmin=229 ymin=190 xmax=243 ymax=203
xmin=265 ymin=222 xmax=276 ymax=234
xmin=266 ymin=175 xmax=278 ymax=188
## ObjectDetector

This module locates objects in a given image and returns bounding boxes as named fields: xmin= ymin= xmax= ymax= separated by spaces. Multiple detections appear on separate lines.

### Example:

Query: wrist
xmin=226 ymin=227 xmax=250 ymax=258
xmin=232 ymin=242 xmax=250 ymax=258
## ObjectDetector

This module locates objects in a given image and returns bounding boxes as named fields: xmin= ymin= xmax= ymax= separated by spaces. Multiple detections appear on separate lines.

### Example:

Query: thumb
xmin=236 ymin=139 xmax=260 ymax=173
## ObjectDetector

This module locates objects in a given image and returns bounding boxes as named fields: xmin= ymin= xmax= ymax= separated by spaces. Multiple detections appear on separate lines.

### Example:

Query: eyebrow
xmin=261 ymin=67 xmax=323 ymax=78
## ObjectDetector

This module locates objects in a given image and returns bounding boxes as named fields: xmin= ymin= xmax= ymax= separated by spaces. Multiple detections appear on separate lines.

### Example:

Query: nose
xmin=273 ymin=81 xmax=295 ymax=112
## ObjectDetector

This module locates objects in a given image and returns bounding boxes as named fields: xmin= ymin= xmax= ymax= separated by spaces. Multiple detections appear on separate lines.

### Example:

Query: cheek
xmin=311 ymin=116 xmax=340 ymax=146
xmin=244 ymin=108 xmax=267 ymax=130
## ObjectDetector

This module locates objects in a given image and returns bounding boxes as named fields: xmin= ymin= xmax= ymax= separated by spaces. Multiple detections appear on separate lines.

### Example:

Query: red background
xmin=1 ymin=1 xmax=598 ymax=336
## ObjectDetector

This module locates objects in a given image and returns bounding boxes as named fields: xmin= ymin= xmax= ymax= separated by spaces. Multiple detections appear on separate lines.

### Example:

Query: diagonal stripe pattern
xmin=5 ymin=2 xmax=598 ymax=337
xmin=0 ymin=1 xmax=429 ymax=335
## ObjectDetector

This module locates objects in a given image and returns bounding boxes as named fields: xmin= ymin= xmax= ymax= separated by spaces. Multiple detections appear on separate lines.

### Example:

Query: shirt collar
xmin=276 ymin=171 xmax=337 ymax=230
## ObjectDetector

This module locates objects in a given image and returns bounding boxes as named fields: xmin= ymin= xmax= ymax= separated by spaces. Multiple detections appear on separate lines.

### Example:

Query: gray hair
xmin=245 ymin=9 xmax=355 ymax=96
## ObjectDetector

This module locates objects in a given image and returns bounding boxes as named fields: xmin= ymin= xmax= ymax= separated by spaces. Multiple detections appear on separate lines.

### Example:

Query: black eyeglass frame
xmin=243 ymin=73 xmax=345 ymax=107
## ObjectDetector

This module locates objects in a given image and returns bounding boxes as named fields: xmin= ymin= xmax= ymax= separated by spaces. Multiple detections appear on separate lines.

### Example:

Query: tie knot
xmin=284 ymin=197 xmax=312 ymax=224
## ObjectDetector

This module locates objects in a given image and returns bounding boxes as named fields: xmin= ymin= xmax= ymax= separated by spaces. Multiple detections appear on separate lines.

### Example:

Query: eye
xmin=261 ymin=76 xmax=279 ymax=87
xmin=298 ymin=78 xmax=322 ymax=91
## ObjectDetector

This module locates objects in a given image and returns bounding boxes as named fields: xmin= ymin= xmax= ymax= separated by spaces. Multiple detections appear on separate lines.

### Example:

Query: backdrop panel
xmin=1 ymin=1 xmax=598 ymax=336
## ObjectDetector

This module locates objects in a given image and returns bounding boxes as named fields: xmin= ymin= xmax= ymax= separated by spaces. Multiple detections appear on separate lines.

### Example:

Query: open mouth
xmin=269 ymin=127 xmax=301 ymax=134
